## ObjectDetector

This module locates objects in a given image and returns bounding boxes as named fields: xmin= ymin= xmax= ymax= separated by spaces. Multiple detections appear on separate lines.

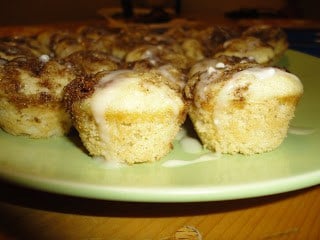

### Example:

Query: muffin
xmin=64 ymin=69 xmax=187 ymax=164
xmin=185 ymin=56 xmax=303 ymax=154
xmin=43 ymin=30 xmax=86 ymax=58
xmin=125 ymin=44 xmax=190 ymax=70
xmin=63 ymin=50 xmax=119 ymax=75
xmin=0 ymin=56 xmax=76 ymax=138
xmin=0 ymin=36 xmax=44 ymax=60
xmin=213 ymin=36 xmax=276 ymax=65
xmin=242 ymin=25 xmax=288 ymax=63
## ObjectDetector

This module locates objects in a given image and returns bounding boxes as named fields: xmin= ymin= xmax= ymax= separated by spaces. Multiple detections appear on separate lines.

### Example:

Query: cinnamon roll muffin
xmin=0 ymin=36 xmax=44 ymax=60
xmin=75 ymin=24 xmax=119 ymax=55
xmin=64 ymin=69 xmax=187 ymax=164
xmin=0 ymin=56 xmax=76 ymax=138
xmin=64 ymin=50 xmax=119 ymax=75
xmin=37 ymin=30 xmax=86 ymax=58
xmin=110 ymin=26 xmax=154 ymax=60
xmin=242 ymin=25 xmax=288 ymax=63
xmin=185 ymin=56 xmax=303 ymax=154
xmin=213 ymin=36 xmax=276 ymax=65
xmin=125 ymin=44 xmax=190 ymax=70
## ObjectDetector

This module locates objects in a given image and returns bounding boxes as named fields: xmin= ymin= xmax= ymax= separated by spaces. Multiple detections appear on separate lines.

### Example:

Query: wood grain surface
xmin=0 ymin=180 xmax=319 ymax=240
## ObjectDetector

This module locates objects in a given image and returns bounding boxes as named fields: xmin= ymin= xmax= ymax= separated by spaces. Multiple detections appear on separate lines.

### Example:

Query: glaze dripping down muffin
xmin=64 ymin=69 xmax=187 ymax=164
xmin=186 ymin=56 xmax=303 ymax=154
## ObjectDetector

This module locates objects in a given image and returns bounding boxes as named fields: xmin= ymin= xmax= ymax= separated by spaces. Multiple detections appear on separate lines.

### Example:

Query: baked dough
xmin=64 ymin=69 xmax=187 ymax=164
xmin=186 ymin=56 xmax=303 ymax=154
xmin=0 ymin=56 xmax=76 ymax=138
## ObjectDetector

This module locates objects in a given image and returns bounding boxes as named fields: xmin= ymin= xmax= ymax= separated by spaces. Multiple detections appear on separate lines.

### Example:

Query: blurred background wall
xmin=0 ymin=0 xmax=318 ymax=26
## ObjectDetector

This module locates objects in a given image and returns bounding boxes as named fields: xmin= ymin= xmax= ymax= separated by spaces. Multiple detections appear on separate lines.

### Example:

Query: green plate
xmin=1 ymin=50 xmax=320 ymax=202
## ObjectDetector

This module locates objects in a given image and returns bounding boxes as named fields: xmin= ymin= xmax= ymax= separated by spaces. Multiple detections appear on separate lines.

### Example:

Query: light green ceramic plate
xmin=0 ymin=50 xmax=319 ymax=202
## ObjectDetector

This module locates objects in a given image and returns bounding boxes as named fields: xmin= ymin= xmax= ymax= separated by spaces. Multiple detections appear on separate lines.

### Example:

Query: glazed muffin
xmin=125 ymin=44 xmax=191 ymax=70
xmin=186 ymin=56 xmax=303 ymax=154
xmin=110 ymin=26 xmax=154 ymax=60
xmin=75 ymin=24 xmax=119 ymax=55
xmin=162 ymin=25 xmax=213 ymax=62
xmin=63 ymin=50 xmax=119 ymax=75
xmin=64 ymin=69 xmax=187 ymax=164
xmin=213 ymin=36 xmax=276 ymax=65
xmin=242 ymin=25 xmax=288 ymax=63
xmin=39 ymin=30 xmax=86 ymax=58
xmin=0 ymin=56 xmax=76 ymax=138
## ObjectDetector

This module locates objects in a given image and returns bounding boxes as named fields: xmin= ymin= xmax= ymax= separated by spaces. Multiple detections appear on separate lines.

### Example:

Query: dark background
xmin=0 ymin=0 xmax=319 ymax=26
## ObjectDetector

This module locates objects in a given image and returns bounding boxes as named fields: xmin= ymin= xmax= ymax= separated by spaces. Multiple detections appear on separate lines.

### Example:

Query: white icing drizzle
xmin=143 ymin=50 xmax=153 ymax=59
xmin=162 ymin=130 xmax=221 ymax=168
xmin=216 ymin=67 xmax=303 ymax=109
xmin=189 ymin=59 xmax=226 ymax=106
xmin=244 ymin=67 xmax=276 ymax=80
xmin=179 ymin=136 xmax=203 ymax=154
xmin=189 ymin=59 xmax=218 ymax=78
xmin=207 ymin=66 xmax=216 ymax=74
xmin=288 ymin=126 xmax=316 ymax=135
xmin=93 ymin=156 xmax=125 ymax=169
xmin=91 ymin=70 xmax=184 ymax=149
xmin=96 ymin=70 xmax=133 ymax=88
xmin=175 ymin=127 xmax=187 ymax=141
xmin=39 ymin=54 xmax=50 ymax=63
xmin=162 ymin=152 xmax=221 ymax=168
xmin=157 ymin=65 xmax=186 ymax=89
xmin=91 ymin=70 xmax=135 ymax=145
xmin=215 ymin=62 xmax=225 ymax=69
xmin=141 ymin=46 xmax=161 ymax=65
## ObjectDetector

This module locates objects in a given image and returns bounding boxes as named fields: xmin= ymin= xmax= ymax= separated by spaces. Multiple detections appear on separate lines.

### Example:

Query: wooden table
xmin=0 ymin=180 xmax=319 ymax=240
